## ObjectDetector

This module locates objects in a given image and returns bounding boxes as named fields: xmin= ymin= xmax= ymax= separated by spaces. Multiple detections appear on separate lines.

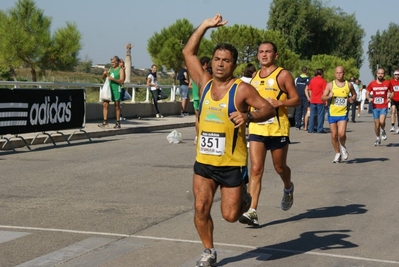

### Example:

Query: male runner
xmin=183 ymin=14 xmax=276 ymax=267
xmin=321 ymin=66 xmax=356 ymax=163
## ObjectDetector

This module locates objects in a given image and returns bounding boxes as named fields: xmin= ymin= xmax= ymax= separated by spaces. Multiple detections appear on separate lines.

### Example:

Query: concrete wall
xmin=86 ymin=101 xmax=194 ymax=121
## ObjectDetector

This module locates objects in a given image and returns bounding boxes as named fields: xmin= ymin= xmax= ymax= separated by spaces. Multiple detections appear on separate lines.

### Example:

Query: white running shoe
xmin=196 ymin=249 xmax=217 ymax=267
xmin=390 ymin=126 xmax=395 ymax=132
xmin=340 ymin=145 xmax=349 ymax=161
xmin=396 ymin=128 xmax=399 ymax=134
xmin=381 ymin=130 xmax=387 ymax=141
xmin=332 ymin=153 xmax=341 ymax=163
xmin=374 ymin=138 xmax=381 ymax=146
xmin=239 ymin=209 xmax=259 ymax=226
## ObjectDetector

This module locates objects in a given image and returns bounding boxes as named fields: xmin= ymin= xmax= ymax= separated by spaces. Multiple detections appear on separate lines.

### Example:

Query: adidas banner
xmin=0 ymin=88 xmax=86 ymax=135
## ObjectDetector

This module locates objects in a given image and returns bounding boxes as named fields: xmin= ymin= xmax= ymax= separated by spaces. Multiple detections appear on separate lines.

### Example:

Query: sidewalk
xmin=0 ymin=115 xmax=196 ymax=150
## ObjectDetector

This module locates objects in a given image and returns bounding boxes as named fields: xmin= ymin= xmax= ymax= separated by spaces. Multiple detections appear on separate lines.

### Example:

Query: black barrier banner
xmin=0 ymin=88 xmax=85 ymax=135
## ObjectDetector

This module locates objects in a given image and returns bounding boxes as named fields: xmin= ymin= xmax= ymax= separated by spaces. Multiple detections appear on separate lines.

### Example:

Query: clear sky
xmin=0 ymin=0 xmax=396 ymax=83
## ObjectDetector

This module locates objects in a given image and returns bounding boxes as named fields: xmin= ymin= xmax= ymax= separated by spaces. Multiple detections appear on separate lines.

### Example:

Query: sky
xmin=0 ymin=0 xmax=397 ymax=83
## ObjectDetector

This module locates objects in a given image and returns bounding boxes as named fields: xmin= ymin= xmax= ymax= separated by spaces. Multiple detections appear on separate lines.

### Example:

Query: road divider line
xmin=1 ymin=225 xmax=398 ymax=265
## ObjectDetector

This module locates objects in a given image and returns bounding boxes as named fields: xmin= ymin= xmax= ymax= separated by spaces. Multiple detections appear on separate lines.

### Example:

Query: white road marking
xmin=1 ymin=225 xmax=398 ymax=265
xmin=16 ymin=237 xmax=115 ymax=267
xmin=0 ymin=230 xmax=30 ymax=244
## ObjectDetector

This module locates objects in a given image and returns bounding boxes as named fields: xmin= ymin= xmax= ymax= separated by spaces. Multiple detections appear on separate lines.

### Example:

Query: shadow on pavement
xmin=346 ymin=157 xmax=389 ymax=163
xmin=386 ymin=143 xmax=399 ymax=147
xmin=218 ymin=229 xmax=358 ymax=265
xmin=259 ymin=204 xmax=368 ymax=228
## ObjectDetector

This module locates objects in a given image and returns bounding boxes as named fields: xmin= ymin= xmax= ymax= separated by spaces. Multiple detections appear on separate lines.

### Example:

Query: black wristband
xmin=247 ymin=112 xmax=254 ymax=122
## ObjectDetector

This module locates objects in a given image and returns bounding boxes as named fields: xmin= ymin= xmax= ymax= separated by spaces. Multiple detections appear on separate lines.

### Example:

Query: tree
xmin=147 ymin=18 xmax=196 ymax=79
xmin=0 ymin=0 xmax=82 ymax=81
xmin=210 ymin=26 xmax=301 ymax=75
xmin=368 ymin=23 xmax=399 ymax=77
xmin=210 ymin=24 xmax=263 ymax=65
xmin=267 ymin=0 xmax=365 ymax=69
xmin=43 ymin=22 xmax=82 ymax=71
xmin=305 ymin=55 xmax=358 ymax=82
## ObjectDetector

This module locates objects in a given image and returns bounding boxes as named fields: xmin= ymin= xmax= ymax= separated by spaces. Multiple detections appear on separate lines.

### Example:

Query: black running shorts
xmin=193 ymin=161 xmax=248 ymax=187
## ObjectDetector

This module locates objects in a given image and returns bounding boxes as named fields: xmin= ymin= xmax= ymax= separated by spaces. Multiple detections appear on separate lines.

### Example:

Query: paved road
xmin=1 ymin=112 xmax=399 ymax=266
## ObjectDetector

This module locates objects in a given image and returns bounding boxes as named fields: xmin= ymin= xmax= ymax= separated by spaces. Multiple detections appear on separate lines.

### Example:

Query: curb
xmin=1 ymin=122 xmax=195 ymax=151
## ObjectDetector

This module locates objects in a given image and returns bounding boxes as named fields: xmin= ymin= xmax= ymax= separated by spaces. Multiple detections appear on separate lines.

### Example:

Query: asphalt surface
xmin=1 ymin=111 xmax=399 ymax=267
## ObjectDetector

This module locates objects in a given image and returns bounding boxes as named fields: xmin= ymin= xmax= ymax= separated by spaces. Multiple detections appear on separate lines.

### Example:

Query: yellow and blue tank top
xmin=249 ymin=67 xmax=290 ymax=136
xmin=196 ymin=79 xmax=247 ymax=166
xmin=329 ymin=80 xmax=350 ymax=116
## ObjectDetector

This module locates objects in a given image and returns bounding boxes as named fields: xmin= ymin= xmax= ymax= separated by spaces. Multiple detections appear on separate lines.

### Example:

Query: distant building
xmin=92 ymin=64 xmax=106 ymax=69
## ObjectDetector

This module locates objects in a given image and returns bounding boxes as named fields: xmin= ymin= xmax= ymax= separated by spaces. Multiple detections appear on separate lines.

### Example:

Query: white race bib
xmin=374 ymin=97 xmax=384 ymax=104
xmin=258 ymin=117 xmax=275 ymax=125
xmin=334 ymin=97 xmax=347 ymax=106
xmin=393 ymin=85 xmax=399 ymax=92
xmin=199 ymin=131 xmax=226 ymax=156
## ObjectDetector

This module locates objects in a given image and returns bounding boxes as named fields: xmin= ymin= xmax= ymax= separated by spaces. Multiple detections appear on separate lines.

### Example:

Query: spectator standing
xmin=348 ymin=78 xmax=360 ymax=122
xmin=240 ymin=63 xmax=257 ymax=84
xmin=239 ymin=41 xmax=300 ymax=226
xmin=294 ymin=66 xmax=310 ymax=130
xmin=177 ymin=64 xmax=190 ymax=116
xmin=321 ymin=66 xmax=356 ymax=163
xmin=366 ymin=68 xmax=393 ymax=146
xmin=98 ymin=55 xmax=125 ymax=129
xmin=360 ymin=84 xmax=367 ymax=112
xmin=306 ymin=69 xmax=327 ymax=133
xmin=182 ymin=14 xmax=276 ymax=267
xmin=147 ymin=64 xmax=164 ymax=118
xmin=389 ymin=69 xmax=399 ymax=133
xmin=355 ymin=79 xmax=362 ymax=118
xmin=119 ymin=59 xmax=127 ymax=121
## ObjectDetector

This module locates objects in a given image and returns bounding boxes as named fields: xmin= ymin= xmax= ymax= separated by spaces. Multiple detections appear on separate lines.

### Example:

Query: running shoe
xmin=396 ymin=128 xmax=399 ymax=134
xmin=239 ymin=209 xmax=259 ymax=226
xmin=196 ymin=249 xmax=217 ymax=267
xmin=390 ymin=126 xmax=395 ymax=132
xmin=381 ymin=130 xmax=387 ymax=141
xmin=281 ymin=182 xmax=294 ymax=211
xmin=340 ymin=145 xmax=349 ymax=161
xmin=374 ymin=138 xmax=381 ymax=146
xmin=156 ymin=113 xmax=164 ymax=118
xmin=332 ymin=153 xmax=341 ymax=163
xmin=241 ymin=186 xmax=252 ymax=215
xmin=97 ymin=121 xmax=108 ymax=128
xmin=113 ymin=122 xmax=121 ymax=129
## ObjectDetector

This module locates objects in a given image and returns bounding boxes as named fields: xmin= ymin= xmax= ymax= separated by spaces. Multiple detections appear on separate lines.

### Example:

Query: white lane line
xmin=181 ymin=249 xmax=272 ymax=267
xmin=1 ymin=225 xmax=398 ymax=265
xmin=131 ymin=235 xmax=399 ymax=265
xmin=0 ymin=225 xmax=129 ymax=237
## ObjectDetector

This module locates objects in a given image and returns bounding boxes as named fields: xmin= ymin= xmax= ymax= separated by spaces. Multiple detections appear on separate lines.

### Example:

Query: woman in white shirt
xmin=147 ymin=64 xmax=163 ymax=118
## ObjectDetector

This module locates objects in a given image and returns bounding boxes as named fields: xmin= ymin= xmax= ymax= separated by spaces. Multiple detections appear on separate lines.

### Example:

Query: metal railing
xmin=0 ymin=81 xmax=180 ymax=103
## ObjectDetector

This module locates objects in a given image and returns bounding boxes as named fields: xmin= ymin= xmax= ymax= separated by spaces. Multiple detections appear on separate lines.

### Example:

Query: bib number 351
xmin=200 ymin=131 xmax=226 ymax=156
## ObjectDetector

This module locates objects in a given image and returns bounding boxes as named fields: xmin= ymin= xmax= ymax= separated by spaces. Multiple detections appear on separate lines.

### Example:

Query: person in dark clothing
xmin=294 ymin=67 xmax=310 ymax=129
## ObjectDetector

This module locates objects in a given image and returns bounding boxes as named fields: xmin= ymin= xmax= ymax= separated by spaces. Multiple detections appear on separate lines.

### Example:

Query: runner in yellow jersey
xmin=239 ymin=41 xmax=300 ymax=226
xmin=183 ymin=14 xmax=275 ymax=267
xmin=321 ymin=66 xmax=356 ymax=163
